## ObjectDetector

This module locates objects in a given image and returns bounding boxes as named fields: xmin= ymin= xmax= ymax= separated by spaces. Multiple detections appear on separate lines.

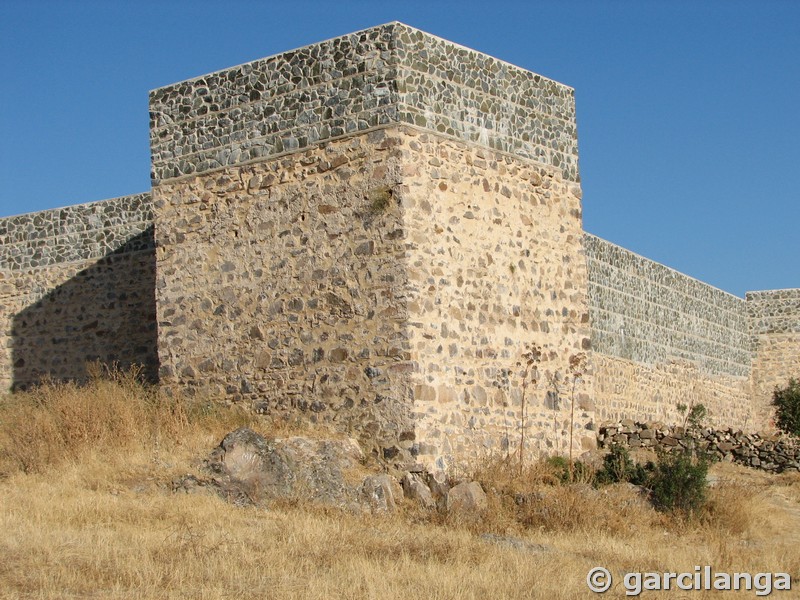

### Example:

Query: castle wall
xmin=149 ymin=22 xmax=586 ymax=465
xmin=149 ymin=22 xmax=577 ymax=185
xmin=0 ymin=194 xmax=157 ymax=391
xmin=401 ymin=130 xmax=592 ymax=469
xmin=585 ymin=234 xmax=758 ymax=429
xmin=1 ymin=23 xmax=797 ymax=467
xmin=748 ymin=289 xmax=800 ymax=427
xmin=153 ymin=130 xmax=415 ymax=455
xmin=152 ymin=123 xmax=592 ymax=467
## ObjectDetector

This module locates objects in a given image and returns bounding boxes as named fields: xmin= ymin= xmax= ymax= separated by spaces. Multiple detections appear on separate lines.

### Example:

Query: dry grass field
xmin=1 ymin=373 xmax=799 ymax=599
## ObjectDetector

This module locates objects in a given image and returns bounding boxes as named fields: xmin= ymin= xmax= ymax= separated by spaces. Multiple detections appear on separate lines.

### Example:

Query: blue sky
xmin=1 ymin=0 xmax=797 ymax=297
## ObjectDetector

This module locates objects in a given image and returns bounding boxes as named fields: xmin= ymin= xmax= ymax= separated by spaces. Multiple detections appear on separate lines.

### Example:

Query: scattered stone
xmin=361 ymin=474 xmax=404 ymax=512
xmin=401 ymin=472 xmax=435 ymax=509
xmin=446 ymin=481 xmax=488 ymax=514
xmin=480 ymin=533 xmax=549 ymax=553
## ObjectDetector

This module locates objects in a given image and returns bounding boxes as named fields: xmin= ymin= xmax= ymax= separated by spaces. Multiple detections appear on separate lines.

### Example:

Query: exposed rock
xmin=446 ymin=481 xmax=488 ymax=514
xmin=203 ymin=427 xmax=365 ymax=509
xmin=401 ymin=472 xmax=435 ymax=509
xmin=361 ymin=474 xmax=404 ymax=512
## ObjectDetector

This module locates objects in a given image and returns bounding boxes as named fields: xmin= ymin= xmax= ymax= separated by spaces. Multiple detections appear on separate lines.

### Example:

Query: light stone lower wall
xmin=153 ymin=128 xmax=415 ymax=455
xmin=586 ymin=235 xmax=757 ymax=430
xmin=748 ymin=289 xmax=800 ymax=427
xmin=0 ymin=194 xmax=157 ymax=391
xmin=154 ymin=125 xmax=593 ymax=467
xmin=591 ymin=354 xmax=755 ymax=429
xmin=399 ymin=130 xmax=593 ymax=469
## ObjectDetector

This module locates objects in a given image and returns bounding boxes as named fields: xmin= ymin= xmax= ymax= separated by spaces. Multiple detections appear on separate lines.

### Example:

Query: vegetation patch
xmin=772 ymin=378 xmax=800 ymax=437
xmin=1 ymin=374 xmax=799 ymax=598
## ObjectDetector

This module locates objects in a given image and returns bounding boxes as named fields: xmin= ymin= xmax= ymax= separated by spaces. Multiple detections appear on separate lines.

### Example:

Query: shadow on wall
xmin=10 ymin=227 xmax=159 ymax=390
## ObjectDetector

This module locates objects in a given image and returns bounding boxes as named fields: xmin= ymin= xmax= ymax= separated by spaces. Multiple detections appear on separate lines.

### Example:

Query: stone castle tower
xmin=150 ymin=23 xmax=592 ymax=468
xmin=2 ymin=23 xmax=798 ymax=470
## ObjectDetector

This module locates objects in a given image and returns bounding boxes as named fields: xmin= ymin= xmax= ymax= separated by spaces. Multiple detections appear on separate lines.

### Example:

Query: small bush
xmin=771 ymin=378 xmax=800 ymax=437
xmin=367 ymin=185 xmax=393 ymax=213
xmin=649 ymin=449 xmax=709 ymax=515
xmin=677 ymin=401 xmax=708 ymax=430
xmin=545 ymin=455 xmax=592 ymax=484
xmin=595 ymin=444 xmax=650 ymax=486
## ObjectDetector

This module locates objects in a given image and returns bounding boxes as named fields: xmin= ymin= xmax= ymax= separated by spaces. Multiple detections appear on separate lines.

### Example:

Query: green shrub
xmin=771 ymin=379 xmax=800 ymax=437
xmin=595 ymin=444 xmax=650 ymax=486
xmin=546 ymin=455 xmax=592 ymax=484
xmin=648 ymin=449 xmax=708 ymax=515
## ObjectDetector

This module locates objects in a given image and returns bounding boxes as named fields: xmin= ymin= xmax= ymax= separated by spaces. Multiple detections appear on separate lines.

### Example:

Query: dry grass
xmin=1 ymin=376 xmax=800 ymax=599
xmin=0 ymin=367 xmax=260 ymax=478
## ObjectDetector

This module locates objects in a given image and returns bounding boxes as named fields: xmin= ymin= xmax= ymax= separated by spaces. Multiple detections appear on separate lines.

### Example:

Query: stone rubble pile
xmin=598 ymin=419 xmax=800 ymax=473
xmin=173 ymin=427 xmax=488 ymax=516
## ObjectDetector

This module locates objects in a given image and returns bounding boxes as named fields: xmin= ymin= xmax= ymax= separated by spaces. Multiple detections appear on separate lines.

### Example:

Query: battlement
xmin=149 ymin=22 xmax=578 ymax=184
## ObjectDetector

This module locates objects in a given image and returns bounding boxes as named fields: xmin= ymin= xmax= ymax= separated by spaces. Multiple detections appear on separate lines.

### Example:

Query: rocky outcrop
xmin=174 ymin=427 xmax=368 ymax=510
xmin=173 ymin=427 xmax=490 ymax=516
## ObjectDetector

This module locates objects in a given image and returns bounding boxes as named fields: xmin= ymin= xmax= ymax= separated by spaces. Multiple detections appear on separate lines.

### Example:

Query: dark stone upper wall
xmin=585 ymin=233 xmax=751 ymax=377
xmin=0 ymin=193 xmax=153 ymax=271
xmin=148 ymin=22 xmax=578 ymax=185
xmin=393 ymin=25 xmax=577 ymax=181
xmin=746 ymin=289 xmax=800 ymax=335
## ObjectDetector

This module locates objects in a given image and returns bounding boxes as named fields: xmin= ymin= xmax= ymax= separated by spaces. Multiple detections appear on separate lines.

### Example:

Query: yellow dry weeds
xmin=1 ymin=376 xmax=799 ymax=599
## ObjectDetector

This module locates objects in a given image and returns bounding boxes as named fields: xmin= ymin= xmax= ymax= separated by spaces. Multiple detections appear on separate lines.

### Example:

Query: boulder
xmin=446 ymin=481 xmax=488 ymax=514
xmin=401 ymin=472 xmax=435 ymax=509
xmin=361 ymin=474 xmax=404 ymax=512
xmin=425 ymin=471 xmax=450 ymax=509
xmin=204 ymin=427 xmax=365 ymax=509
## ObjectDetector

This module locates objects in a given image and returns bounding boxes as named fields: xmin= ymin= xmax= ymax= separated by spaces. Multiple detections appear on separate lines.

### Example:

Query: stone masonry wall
xmin=748 ymin=289 xmax=800 ymax=427
xmin=149 ymin=22 xmax=584 ymax=467
xmin=585 ymin=234 xmax=758 ymax=429
xmin=400 ymin=130 xmax=592 ymax=470
xmin=149 ymin=22 xmax=577 ymax=185
xmin=598 ymin=420 xmax=800 ymax=474
xmin=0 ymin=194 xmax=157 ymax=391
xmin=153 ymin=130 xmax=415 ymax=456
xmin=2 ymin=23 xmax=797 ymax=471
xmin=153 ymin=124 xmax=592 ymax=469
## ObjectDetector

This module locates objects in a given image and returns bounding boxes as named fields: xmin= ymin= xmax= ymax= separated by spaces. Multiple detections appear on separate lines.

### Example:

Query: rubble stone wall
xmin=598 ymin=420 xmax=800 ymax=474
xmin=748 ymin=289 xmax=800 ymax=426
xmin=0 ymin=194 xmax=157 ymax=390
xmin=149 ymin=22 xmax=585 ymax=467
xmin=153 ymin=129 xmax=415 ymax=456
xmin=399 ymin=128 xmax=591 ymax=470
xmin=585 ymin=235 xmax=757 ymax=429
xmin=152 ymin=124 xmax=593 ymax=467
xmin=149 ymin=22 xmax=578 ymax=185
